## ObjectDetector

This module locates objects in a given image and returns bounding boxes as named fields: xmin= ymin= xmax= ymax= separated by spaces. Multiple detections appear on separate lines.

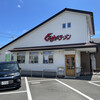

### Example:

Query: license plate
xmin=1 ymin=81 xmax=9 ymax=85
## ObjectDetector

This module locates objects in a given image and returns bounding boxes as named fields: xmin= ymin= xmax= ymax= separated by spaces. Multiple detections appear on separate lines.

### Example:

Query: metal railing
xmin=21 ymin=70 xmax=57 ymax=78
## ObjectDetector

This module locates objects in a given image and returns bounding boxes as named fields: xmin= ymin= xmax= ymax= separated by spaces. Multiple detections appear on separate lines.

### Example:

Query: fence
xmin=21 ymin=70 xmax=57 ymax=78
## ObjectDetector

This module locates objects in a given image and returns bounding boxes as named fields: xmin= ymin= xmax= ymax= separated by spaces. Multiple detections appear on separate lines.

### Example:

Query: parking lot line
xmin=89 ymin=81 xmax=100 ymax=83
xmin=88 ymin=81 xmax=100 ymax=87
xmin=25 ymin=77 xmax=32 ymax=100
xmin=28 ymin=79 xmax=55 ymax=83
xmin=55 ymin=79 xmax=94 ymax=100
xmin=0 ymin=90 xmax=26 ymax=95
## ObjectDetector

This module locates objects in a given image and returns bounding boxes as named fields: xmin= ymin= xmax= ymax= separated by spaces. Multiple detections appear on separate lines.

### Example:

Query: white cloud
xmin=18 ymin=5 xmax=21 ymax=8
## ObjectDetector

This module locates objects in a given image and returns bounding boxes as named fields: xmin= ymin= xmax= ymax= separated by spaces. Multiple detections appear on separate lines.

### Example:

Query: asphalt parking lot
xmin=0 ymin=75 xmax=100 ymax=100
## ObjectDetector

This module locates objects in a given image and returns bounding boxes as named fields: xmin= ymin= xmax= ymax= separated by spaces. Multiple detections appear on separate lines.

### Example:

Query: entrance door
xmin=65 ymin=55 xmax=75 ymax=76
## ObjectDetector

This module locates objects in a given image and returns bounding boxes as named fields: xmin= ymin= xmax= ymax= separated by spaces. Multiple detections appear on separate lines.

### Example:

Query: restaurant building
xmin=0 ymin=8 xmax=99 ymax=77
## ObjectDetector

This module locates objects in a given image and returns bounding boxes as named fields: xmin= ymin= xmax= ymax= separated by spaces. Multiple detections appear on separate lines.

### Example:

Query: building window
xmin=62 ymin=23 xmax=66 ymax=28
xmin=43 ymin=52 xmax=53 ymax=64
xmin=17 ymin=53 xmax=25 ymax=63
xmin=29 ymin=52 xmax=38 ymax=64
xmin=67 ymin=22 xmax=71 ymax=28
xmin=5 ymin=52 xmax=14 ymax=61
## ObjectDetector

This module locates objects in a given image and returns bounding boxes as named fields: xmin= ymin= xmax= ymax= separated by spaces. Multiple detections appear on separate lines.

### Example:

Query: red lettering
xmin=44 ymin=33 xmax=71 ymax=42
xmin=44 ymin=33 xmax=52 ymax=41
xmin=67 ymin=35 xmax=71 ymax=40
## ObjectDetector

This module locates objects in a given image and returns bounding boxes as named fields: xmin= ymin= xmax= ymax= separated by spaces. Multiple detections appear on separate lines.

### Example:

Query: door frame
xmin=65 ymin=55 xmax=76 ymax=76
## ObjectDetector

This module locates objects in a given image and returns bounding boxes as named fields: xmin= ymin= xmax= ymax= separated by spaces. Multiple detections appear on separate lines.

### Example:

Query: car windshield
xmin=0 ymin=63 xmax=19 ymax=71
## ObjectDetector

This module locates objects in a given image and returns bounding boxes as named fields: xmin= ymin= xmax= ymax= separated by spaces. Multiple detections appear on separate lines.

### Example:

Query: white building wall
xmin=13 ymin=50 xmax=81 ymax=77
xmin=75 ymin=51 xmax=81 ymax=76
xmin=0 ymin=11 xmax=92 ymax=77
xmin=17 ymin=50 xmax=65 ymax=72
xmin=0 ymin=12 xmax=89 ymax=61
xmin=10 ymin=12 xmax=89 ymax=47
xmin=0 ymin=11 xmax=91 ymax=62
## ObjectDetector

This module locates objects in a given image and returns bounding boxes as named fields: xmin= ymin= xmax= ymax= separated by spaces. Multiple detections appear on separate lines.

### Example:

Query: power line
xmin=0 ymin=32 xmax=17 ymax=36
xmin=0 ymin=32 xmax=18 ymax=39
xmin=0 ymin=35 xmax=15 ymax=39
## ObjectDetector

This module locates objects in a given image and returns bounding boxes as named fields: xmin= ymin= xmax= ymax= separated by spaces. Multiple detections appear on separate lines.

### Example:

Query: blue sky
xmin=0 ymin=0 xmax=100 ymax=47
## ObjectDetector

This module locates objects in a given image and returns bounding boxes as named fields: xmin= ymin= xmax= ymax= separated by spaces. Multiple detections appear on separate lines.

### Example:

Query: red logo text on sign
xmin=44 ymin=33 xmax=71 ymax=42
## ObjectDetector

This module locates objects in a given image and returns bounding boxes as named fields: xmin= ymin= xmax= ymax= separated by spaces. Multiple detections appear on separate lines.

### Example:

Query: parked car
xmin=0 ymin=61 xmax=21 ymax=90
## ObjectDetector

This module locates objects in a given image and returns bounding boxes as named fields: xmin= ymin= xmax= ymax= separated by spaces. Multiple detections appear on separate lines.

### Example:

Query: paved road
xmin=0 ymin=75 xmax=100 ymax=100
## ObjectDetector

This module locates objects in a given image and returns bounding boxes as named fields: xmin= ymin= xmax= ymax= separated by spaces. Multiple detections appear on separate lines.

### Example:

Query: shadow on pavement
xmin=76 ymin=75 xmax=92 ymax=81
xmin=0 ymin=87 xmax=21 ymax=92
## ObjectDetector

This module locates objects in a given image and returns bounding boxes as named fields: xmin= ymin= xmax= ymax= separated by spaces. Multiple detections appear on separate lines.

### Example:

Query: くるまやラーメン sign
xmin=44 ymin=33 xmax=71 ymax=42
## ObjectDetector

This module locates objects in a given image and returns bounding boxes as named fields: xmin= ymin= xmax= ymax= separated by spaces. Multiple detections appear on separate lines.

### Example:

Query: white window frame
xmin=29 ymin=52 xmax=39 ymax=64
xmin=43 ymin=52 xmax=53 ymax=64
xmin=17 ymin=52 xmax=26 ymax=64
